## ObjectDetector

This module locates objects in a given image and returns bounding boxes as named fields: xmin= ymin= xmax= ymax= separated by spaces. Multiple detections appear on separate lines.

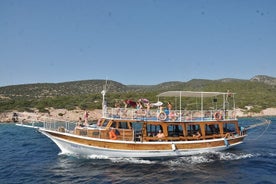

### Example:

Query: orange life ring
xmin=214 ymin=112 xmax=222 ymax=121
xmin=109 ymin=130 xmax=117 ymax=140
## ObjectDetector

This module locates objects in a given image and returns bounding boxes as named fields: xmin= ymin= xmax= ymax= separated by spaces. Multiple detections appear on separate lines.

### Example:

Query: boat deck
xmin=104 ymin=107 xmax=237 ymax=122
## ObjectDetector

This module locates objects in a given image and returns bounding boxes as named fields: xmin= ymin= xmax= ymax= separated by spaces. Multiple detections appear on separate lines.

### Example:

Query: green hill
xmin=0 ymin=75 xmax=275 ymax=113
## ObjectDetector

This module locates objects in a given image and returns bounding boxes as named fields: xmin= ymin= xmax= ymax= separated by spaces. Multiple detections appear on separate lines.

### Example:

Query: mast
xmin=101 ymin=89 xmax=106 ymax=117
xmin=101 ymin=78 xmax=108 ymax=117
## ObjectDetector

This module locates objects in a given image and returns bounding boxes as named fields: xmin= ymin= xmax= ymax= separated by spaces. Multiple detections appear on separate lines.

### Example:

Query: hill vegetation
xmin=0 ymin=75 xmax=275 ymax=114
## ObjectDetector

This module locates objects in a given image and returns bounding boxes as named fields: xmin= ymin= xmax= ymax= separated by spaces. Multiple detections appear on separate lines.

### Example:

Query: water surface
xmin=0 ymin=117 xmax=275 ymax=184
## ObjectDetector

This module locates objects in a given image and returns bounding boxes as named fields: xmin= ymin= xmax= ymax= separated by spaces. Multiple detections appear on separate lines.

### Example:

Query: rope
xmin=245 ymin=118 xmax=271 ymax=141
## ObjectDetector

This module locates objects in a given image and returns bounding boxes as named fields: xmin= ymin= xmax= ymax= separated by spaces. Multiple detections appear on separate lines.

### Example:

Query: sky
xmin=1 ymin=0 xmax=276 ymax=86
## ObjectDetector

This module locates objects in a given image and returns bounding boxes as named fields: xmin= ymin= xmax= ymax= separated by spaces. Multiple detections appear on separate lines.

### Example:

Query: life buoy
xmin=214 ymin=112 xmax=222 ymax=121
xmin=109 ymin=129 xmax=117 ymax=140
xmin=158 ymin=112 xmax=167 ymax=121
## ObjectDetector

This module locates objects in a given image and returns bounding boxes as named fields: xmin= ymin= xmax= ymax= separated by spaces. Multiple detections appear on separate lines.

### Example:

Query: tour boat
xmin=16 ymin=90 xmax=270 ymax=158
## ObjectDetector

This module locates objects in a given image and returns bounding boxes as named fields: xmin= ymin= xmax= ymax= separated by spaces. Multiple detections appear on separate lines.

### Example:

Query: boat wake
xmin=56 ymin=150 xmax=276 ymax=167
xmin=110 ymin=152 xmax=256 ymax=165
xmin=162 ymin=151 xmax=256 ymax=166
xmin=93 ymin=152 xmax=256 ymax=165
xmin=58 ymin=152 xmax=111 ymax=160
xmin=110 ymin=157 xmax=156 ymax=164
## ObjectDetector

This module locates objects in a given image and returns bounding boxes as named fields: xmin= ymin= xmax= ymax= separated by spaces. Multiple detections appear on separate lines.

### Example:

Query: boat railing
xmin=43 ymin=121 xmax=77 ymax=133
xmin=103 ymin=107 xmax=237 ymax=121
xmin=16 ymin=121 xmax=45 ymax=129
xmin=40 ymin=121 xmax=135 ymax=141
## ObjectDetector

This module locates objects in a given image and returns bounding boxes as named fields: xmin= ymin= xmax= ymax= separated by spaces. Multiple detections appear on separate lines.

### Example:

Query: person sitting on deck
xmin=74 ymin=117 xmax=84 ymax=133
xmin=193 ymin=131 xmax=201 ymax=139
xmin=77 ymin=117 xmax=84 ymax=127
xmin=156 ymin=130 xmax=165 ymax=141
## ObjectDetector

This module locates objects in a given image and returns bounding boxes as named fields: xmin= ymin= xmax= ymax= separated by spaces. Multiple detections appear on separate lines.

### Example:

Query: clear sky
xmin=1 ymin=0 xmax=275 ymax=86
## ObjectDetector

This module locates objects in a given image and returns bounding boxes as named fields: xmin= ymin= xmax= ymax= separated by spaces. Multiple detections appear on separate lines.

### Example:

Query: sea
xmin=0 ymin=117 xmax=275 ymax=184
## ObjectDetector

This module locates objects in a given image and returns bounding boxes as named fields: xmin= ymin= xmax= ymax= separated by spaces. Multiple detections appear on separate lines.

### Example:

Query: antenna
xmin=101 ymin=77 xmax=108 ymax=117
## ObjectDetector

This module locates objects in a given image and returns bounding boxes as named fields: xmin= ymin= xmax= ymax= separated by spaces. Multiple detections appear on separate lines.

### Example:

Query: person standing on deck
xmin=84 ymin=110 xmax=89 ymax=126
xmin=167 ymin=102 xmax=173 ymax=112
xmin=146 ymin=103 xmax=151 ymax=116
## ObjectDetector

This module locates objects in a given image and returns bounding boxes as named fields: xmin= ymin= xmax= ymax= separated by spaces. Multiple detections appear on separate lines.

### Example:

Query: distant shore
xmin=1 ymin=108 xmax=276 ymax=123
xmin=0 ymin=109 xmax=102 ymax=123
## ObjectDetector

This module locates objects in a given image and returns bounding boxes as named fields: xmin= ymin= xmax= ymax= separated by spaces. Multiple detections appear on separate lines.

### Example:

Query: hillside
xmin=0 ymin=75 xmax=276 ymax=113
xmin=250 ymin=75 xmax=276 ymax=85
xmin=0 ymin=80 xmax=127 ymax=99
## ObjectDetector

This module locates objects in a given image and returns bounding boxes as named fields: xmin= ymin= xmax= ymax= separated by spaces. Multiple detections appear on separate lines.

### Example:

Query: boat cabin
xmin=74 ymin=118 xmax=241 ymax=142
xmin=73 ymin=91 xmax=242 ymax=142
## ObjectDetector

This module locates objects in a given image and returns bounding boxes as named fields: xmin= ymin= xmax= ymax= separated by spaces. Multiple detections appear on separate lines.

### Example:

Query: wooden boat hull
xmin=40 ymin=128 xmax=245 ymax=158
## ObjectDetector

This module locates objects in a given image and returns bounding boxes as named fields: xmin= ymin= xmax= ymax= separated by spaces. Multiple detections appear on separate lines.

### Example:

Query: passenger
xmin=135 ymin=101 xmax=143 ymax=115
xmin=84 ymin=110 xmax=89 ymax=126
xmin=78 ymin=117 xmax=84 ymax=127
xmin=136 ymin=101 xmax=143 ymax=109
xmin=115 ymin=102 xmax=120 ymax=108
xmin=123 ymin=100 xmax=128 ymax=108
xmin=167 ymin=101 xmax=173 ymax=112
xmin=156 ymin=130 xmax=165 ymax=141
xmin=109 ymin=128 xmax=117 ymax=140
xmin=240 ymin=126 xmax=245 ymax=135
xmin=114 ymin=102 xmax=121 ymax=115
xmin=169 ymin=111 xmax=176 ymax=121
xmin=125 ymin=99 xmax=137 ymax=108
xmin=146 ymin=103 xmax=151 ymax=116
xmin=159 ymin=106 xmax=164 ymax=112
xmin=193 ymin=131 xmax=201 ymax=139
xmin=74 ymin=117 xmax=83 ymax=133
xmin=224 ymin=132 xmax=231 ymax=138
xmin=225 ymin=132 xmax=234 ymax=138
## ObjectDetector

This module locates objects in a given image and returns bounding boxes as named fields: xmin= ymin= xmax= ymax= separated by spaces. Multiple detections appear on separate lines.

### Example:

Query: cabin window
xmin=131 ymin=122 xmax=143 ymax=140
xmin=102 ymin=120 xmax=109 ymax=127
xmin=146 ymin=124 xmax=162 ymax=137
xmin=186 ymin=124 xmax=200 ymax=136
xmin=131 ymin=122 xmax=142 ymax=131
xmin=223 ymin=123 xmax=236 ymax=133
xmin=167 ymin=124 xmax=183 ymax=137
xmin=111 ymin=121 xmax=116 ymax=128
xmin=118 ymin=122 xmax=128 ymax=129
xmin=205 ymin=124 xmax=219 ymax=135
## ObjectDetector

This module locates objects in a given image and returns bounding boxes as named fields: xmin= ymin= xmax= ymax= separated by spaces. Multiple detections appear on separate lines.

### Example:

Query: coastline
xmin=1 ymin=108 xmax=276 ymax=123
xmin=0 ymin=108 xmax=102 ymax=123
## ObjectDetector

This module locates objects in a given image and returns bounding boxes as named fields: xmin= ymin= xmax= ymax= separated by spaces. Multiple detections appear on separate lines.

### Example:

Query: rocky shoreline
xmin=1 ymin=108 xmax=276 ymax=123
xmin=0 ymin=108 xmax=103 ymax=123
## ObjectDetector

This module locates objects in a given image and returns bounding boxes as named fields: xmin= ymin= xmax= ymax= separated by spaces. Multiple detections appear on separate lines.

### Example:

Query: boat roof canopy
xmin=157 ymin=91 xmax=233 ymax=98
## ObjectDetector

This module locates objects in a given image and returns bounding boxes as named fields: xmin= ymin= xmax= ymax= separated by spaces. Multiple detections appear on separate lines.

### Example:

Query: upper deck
xmin=103 ymin=107 xmax=237 ymax=122
xmin=103 ymin=90 xmax=237 ymax=122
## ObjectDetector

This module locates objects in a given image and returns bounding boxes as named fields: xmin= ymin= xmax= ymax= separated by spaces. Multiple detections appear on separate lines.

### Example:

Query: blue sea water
xmin=0 ymin=117 xmax=275 ymax=184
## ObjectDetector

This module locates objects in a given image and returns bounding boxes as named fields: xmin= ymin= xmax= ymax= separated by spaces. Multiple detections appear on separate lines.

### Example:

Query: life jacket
xmin=109 ymin=130 xmax=117 ymax=140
